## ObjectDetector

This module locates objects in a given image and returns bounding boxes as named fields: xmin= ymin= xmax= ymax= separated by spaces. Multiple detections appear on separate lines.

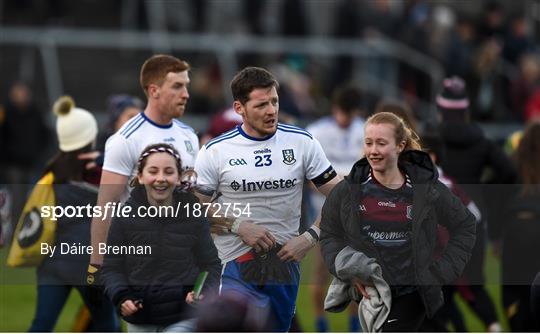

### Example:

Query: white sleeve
xmin=304 ymin=137 xmax=332 ymax=181
xmin=102 ymin=134 xmax=137 ymax=176
xmin=190 ymin=131 xmax=200 ymax=161
xmin=194 ymin=145 xmax=219 ymax=192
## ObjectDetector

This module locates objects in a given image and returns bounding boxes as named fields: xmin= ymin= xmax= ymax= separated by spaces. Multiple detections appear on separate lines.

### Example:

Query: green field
xmin=1 ymin=247 xmax=508 ymax=332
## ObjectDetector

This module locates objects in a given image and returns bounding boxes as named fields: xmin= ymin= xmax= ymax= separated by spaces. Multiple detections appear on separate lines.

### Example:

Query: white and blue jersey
xmin=195 ymin=123 xmax=334 ymax=264
xmin=103 ymin=112 xmax=199 ymax=182
xmin=306 ymin=116 xmax=365 ymax=176
xmin=306 ymin=116 xmax=365 ymax=216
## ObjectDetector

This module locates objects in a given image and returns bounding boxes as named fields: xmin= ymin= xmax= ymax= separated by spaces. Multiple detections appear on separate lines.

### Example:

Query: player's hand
xmin=277 ymin=234 xmax=313 ymax=262
xmin=120 ymin=299 xmax=143 ymax=316
xmin=179 ymin=169 xmax=197 ymax=191
xmin=351 ymin=277 xmax=371 ymax=299
xmin=86 ymin=264 xmax=104 ymax=305
xmin=78 ymin=151 xmax=101 ymax=170
xmin=237 ymin=221 xmax=276 ymax=252
xmin=185 ymin=291 xmax=203 ymax=305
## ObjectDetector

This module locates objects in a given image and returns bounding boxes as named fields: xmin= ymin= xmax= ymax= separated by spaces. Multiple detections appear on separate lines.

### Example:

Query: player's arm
xmin=278 ymin=167 xmax=341 ymax=262
xmin=309 ymin=174 xmax=343 ymax=229
xmin=194 ymin=188 xmax=276 ymax=253
xmin=194 ymin=145 xmax=276 ymax=253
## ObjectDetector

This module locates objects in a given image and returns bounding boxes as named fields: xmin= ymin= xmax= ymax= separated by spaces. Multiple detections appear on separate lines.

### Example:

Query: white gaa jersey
xmin=103 ymin=112 xmax=199 ymax=181
xmin=195 ymin=123 xmax=333 ymax=263
xmin=306 ymin=116 xmax=365 ymax=176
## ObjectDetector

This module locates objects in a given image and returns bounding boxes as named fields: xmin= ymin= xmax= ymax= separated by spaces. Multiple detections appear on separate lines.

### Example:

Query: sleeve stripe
xmin=278 ymin=123 xmax=309 ymax=132
xmin=277 ymin=126 xmax=313 ymax=139
xmin=125 ymin=119 xmax=146 ymax=139
xmin=206 ymin=131 xmax=240 ymax=149
xmin=120 ymin=114 xmax=143 ymax=136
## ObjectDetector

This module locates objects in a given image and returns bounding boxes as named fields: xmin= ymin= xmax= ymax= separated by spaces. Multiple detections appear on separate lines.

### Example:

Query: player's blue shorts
xmin=220 ymin=254 xmax=300 ymax=332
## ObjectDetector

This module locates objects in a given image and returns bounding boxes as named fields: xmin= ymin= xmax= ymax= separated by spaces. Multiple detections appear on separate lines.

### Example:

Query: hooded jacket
xmin=320 ymin=150 xmax=476 ymax=318
xmin=101 ymin=186 xmax=221 ymax=326
xmin=441 ymin=121 xmax=515 ymax=241
xmin=440 ymin=121 xmax=515 ymax=185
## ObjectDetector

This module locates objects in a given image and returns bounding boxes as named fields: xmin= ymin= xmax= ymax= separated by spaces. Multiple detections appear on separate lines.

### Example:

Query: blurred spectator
xmin=329 ymin=0 xmax=363 ymax=88
xmin=306 ymin=85 xmax=365 ymax=332
xmin=523 ymin=86 xmax=540 ymax=122
xmin=0 ymin=81 xmax=50 ymax=230
xmin=28 ymin=95 xmax=118 ymax=331
xmin=200 ymin=107 xmax=242 ymax=146
xmin=420 ymin=133 xmax=482 ymax=332
xmin=446 ymin=16 xmax=477 ymax=79
xmin=510 ymin=53 xmax=540 ymax=121
xmin=503 ymin=14 xmax=534 ymax=65
xmin=399 ymin=0 xmax=432 ymax=103
xmin=477 ymin=1 xmax=507 ymax=43
xmin=187 ymin=62 xmax=225 ymax=116
xmin=363 ymin=0 xmax=400 ymax=38
xmin=470 ymin=39 xmax=507 ymax=121
xmin=270 ymin=63 xmax=316 ymax=118
xmin=502 ymin=121 xmax=540 ymax=331
xmin=97 ymin=94 xmax=144 ymax=151
xmin=437 ymin=76 xmax=514 ymax=332
xmin=429 ymin=5 xmax=456 ymax=62
xmin=361 ymin=0 xmax=402 ymax=97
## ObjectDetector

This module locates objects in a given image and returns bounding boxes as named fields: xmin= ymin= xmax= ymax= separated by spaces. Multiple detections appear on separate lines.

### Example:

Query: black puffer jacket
xmin=101 ymin=186 xmax=221 ymax=325
xmin=320 ymin=150 xmax=476 ymax=318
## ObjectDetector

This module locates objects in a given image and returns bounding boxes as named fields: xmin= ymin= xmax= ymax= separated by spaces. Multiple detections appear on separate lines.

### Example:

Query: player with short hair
xmin=194 ymin=67 xmax=340 ymax=332
xmin=306 ymin=85 xmax=365 ymax=332
xmin=88 ymin=54 xmax=199 ymax=292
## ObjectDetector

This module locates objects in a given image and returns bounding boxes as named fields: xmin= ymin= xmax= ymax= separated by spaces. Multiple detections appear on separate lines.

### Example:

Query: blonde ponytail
xmin=365 ymin=111 xmax=421 ymax=151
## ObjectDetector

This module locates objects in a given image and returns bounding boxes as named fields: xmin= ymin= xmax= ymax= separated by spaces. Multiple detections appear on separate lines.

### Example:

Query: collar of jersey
xmin=141 ymin=112 xmax=173 ymax=129
xmin=237 ymin=124 xmax=276 ymax=141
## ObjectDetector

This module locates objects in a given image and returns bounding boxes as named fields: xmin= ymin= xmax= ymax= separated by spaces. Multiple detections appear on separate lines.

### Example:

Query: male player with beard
xmin=195 ymin=67 xmax=340 ymax=332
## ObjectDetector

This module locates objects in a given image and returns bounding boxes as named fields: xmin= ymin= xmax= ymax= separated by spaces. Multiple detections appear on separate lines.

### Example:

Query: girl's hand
xmin=351 ymin=277 xmax=371 ymax=299
xmin=121 ymin=299 xmax=142 ymax=316
xmin=185 ymin=291 xmax=203 ymax=304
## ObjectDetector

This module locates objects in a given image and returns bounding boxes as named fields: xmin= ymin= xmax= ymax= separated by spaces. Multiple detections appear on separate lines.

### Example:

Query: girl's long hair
xmin=365 ymin=111 xmax=422 ymax=151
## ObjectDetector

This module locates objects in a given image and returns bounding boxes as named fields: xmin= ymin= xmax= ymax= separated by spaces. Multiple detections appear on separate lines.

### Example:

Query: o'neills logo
xmin=253 ymin=148 xmax=271 ymax=154
xmin=378 ymin=201 xmax=396 ymax=208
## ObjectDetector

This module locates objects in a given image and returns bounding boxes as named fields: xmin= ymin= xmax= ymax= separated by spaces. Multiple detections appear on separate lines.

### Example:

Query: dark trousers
xmin=29 ymin=284 xmax=118 ymax=332
xmin=381 ymin=291 xmax=426 ymax=332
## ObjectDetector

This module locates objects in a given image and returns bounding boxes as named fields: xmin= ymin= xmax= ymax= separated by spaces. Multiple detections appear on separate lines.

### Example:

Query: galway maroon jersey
xmin=359 ymin=169 xmax=415 ymax=293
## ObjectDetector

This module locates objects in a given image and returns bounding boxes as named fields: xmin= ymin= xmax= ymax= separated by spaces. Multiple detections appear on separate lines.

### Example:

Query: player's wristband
xmin=302 ymin=226 xmax=320 ymax=246
xmin=229 ymin=219 xmax=241 ymax=234
xmin=307 ymin=225 xmax=320 ymax=241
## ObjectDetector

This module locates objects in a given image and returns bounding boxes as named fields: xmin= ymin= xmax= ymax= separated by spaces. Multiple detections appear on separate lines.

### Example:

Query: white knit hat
xmin=53 ymin=96 xmax=98 ymax=152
